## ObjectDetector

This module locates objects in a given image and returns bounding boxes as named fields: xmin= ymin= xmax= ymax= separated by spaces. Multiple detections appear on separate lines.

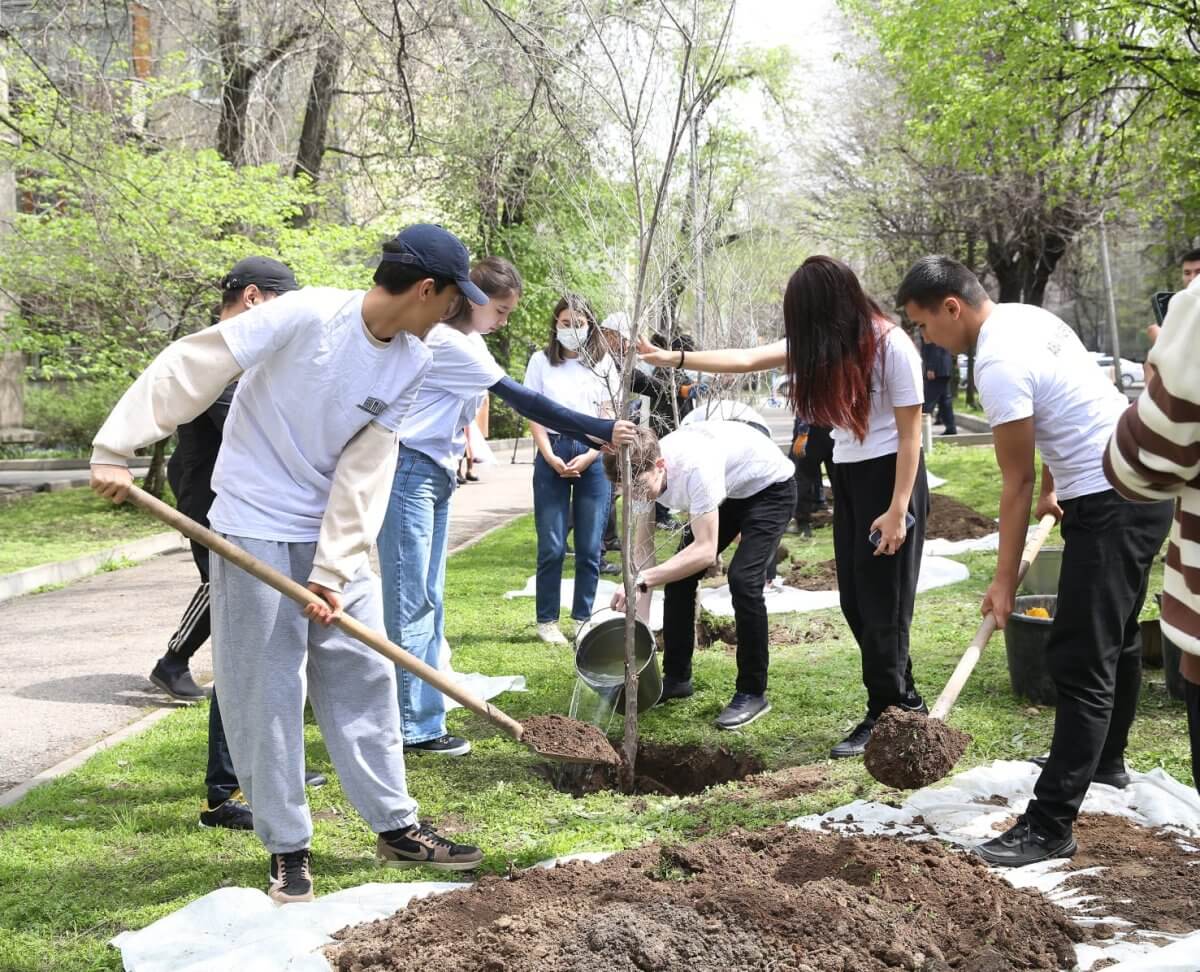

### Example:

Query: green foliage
xmin=23 ymin=379 xmax=129 ymax=450
xmin=843 ymin=0 xmax=1200 ymax=213
xmin=0 ymin=51 xmax=379 ymax=384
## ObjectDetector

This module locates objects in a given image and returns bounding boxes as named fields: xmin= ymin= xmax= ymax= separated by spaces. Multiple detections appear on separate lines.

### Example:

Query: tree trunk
xmin=216 ymin=1 xmax=250 ymax=165
xmin=292 ymin=31 xmax=342 ymax=225
xmin=142 ymin=438 xmax=170 ymax=499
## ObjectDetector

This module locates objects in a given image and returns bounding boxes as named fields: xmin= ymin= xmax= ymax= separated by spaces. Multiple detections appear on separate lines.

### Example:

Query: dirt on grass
xmin=541 ymin=741 xmax=765 ymax=798
xmin=520 ymin=715 xmax=621 ymax=766
xmin=1060 ymin=814 xmax=1200 ymax=935
xmin=784 ymin=558 xmax=839 ymax=591
xmin=326 ymin=824 xmax=1083 ymax=972
xmin=863 ymin=707 xmax=971 ymax=790
xmin=926 ymin=493 xmax=996 ymax=541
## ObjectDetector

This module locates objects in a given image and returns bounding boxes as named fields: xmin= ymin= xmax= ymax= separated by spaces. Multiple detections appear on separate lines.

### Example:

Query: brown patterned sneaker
xmin=268 ymin=849 xmax=314 ymax=904
xmin=376 ymin=824 xmax=483 ymax=872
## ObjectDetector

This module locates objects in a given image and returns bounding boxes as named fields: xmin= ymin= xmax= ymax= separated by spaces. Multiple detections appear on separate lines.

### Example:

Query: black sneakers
xmin=830 ymin=717 xmax=875 ymax=758
xmin=404 ymin=734 xmax=472 ymax=757
xmin=976 ymin=817 xmax=1077 ymax=867
xmin=1030 ymin=754 xmax=1131 ymax=790
xmin=268 ymin=848 xmax=314 ymax=904
xmin=658 ymin=677 xmax=695 ymax=703
xmin=376 ymin=824 xmax=483 ymax=871
xmin=149 ymin=659 xmax=207 ymax=702
xmin=199 ymin=792 xmax=253 ymax=830
xmin=714 ymin=692 xmax=771 ymax=730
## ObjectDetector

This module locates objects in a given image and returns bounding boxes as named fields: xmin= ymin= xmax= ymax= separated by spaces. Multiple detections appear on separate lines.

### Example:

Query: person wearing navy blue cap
xmin=89 ymin=225 xmax=488 ymax=903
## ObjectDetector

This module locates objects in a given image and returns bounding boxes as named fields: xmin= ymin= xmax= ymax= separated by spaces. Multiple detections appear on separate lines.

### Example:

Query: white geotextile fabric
xmin=789 ymin=760 xmax=1200 ymax=971
xmin=435 ymin=638 xmax=525 ymax=711
xmin=504 ymin=555 xmax=969 ymax=625
xmin=111 ymin=854 xmax=617 ymax=972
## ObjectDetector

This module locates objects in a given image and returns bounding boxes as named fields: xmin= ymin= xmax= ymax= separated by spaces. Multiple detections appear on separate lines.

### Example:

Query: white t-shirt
xmin=974 ymin=302 xmax=1128 ymax=501
xmin=831 ymin=325 xmax=924 ymax=464
xmin=657 ymin=420 xmax=794 ymax=516
xmin=681 ymin=400 xmax=770 ymax=431
xmin=398 ymin=325 xmax=505 ymax=476
xmin=524 ymin=349 xmax=614 ymax=432
xmin=208 ymin=288 xmax=431 ymax=541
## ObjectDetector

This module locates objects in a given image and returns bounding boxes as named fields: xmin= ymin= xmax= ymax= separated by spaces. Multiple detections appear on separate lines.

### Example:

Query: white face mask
xmin=556 ymin=327 xmax=587 ymax=352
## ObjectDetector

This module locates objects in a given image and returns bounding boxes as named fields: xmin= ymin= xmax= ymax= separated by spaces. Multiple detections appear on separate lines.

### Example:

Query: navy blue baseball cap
xmin=380 ymin=224 xmax=488 ymax=305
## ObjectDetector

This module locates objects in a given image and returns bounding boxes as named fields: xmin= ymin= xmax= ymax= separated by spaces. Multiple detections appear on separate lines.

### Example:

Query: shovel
xmin=126 ymin=485 xmax=619 ymax=767
xmin=864 ymin=513 xmax=1058 ymax=788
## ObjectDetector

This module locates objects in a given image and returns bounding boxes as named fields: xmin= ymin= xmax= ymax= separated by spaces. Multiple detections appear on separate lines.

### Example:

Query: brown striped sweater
xmin=1104 ymin=277 xmax=1200 ymax=659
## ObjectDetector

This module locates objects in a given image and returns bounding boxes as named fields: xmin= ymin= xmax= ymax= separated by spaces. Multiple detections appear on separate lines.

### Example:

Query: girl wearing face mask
xmin=379 ymin=266 xmax=633 ymax=754
xmin=524 ymin=296 xmax=618 ymax=644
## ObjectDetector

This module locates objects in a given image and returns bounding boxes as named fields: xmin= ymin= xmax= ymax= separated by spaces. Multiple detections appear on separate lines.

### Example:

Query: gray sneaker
xmin=376 ymin=824 xmax=483 ymax=872
xmin=714 ymin=692 xmax=771 ymax=729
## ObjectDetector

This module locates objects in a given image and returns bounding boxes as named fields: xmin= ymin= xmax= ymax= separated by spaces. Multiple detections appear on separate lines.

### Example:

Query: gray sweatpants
xmin=210 ymin=535 xmax=418 ymax=853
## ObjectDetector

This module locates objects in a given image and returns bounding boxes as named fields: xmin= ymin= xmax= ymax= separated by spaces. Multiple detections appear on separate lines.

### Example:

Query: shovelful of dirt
xmin=863 ymin=706 xmax=971 ymax=790
xmin=325 ymin=823 xmax=1082 ymax=972
xmin=519 ymin=715 xmax=621 ymax=766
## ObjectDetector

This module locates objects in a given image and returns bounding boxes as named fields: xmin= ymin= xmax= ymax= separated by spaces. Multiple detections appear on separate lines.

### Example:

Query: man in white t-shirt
xmin=90 ymin=225 xmax=489 ymax=903
xmin=900 ymin=255 xmax=1173 ymax=868
xmin=606 ymin=421 xmax=796 ymax=729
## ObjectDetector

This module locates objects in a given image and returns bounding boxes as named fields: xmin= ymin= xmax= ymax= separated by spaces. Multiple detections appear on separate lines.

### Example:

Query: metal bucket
xmin=574 ymin=615 xmax=662 ymax=715
xmin=1019 ymin=547 xmax=1063 ymax=596
xmin=1004 ymin=595 xmax=1058 ymax=706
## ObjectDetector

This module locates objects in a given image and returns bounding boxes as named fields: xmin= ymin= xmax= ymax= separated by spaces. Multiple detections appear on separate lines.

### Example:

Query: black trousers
xmin=830 ymin=450 xmax=929 ymax=719
xmin=923 ymin=378 xmax=957 ymax=434
xmin=662 ymin=478 xmax=796 ymax=696
xmin=1025 ymin=490 xmax=1173 ymax=839
xmin=165 ymin=539 xmax=239 ymax=804
xmin=1187 ymin=679 xmax=1200 ymax=795
xmin=794 ymin=426 xmax=834 ymax=522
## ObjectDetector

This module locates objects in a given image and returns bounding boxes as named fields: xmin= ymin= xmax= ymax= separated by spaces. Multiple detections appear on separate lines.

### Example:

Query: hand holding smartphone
xmin=869 ymin=511 xmax=916 ymax=548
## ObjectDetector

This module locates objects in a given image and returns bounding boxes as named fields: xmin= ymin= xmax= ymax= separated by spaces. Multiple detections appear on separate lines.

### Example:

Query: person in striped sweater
xmin=1104 ymin=274 xmax=1200 ymax=794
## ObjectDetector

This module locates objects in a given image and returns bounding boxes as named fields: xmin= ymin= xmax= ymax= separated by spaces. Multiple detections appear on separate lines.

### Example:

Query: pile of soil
xmin=785 ymin=558 xmax=839 ymax=591
xmin=544 ymin=741 xmax=764 ymax=798
xmin=926 ymin=493 xmax=996 ymax=541
xmin=520 ymin=715 xmax=621 ymax=766
xmin=1061 ymin=814 xmax=1200 ymax=934
xmin=697 ymin=614 xmax=739 ymax=647
xmin=863 ymin=707 xmax=971 ymax=790
xmin=326 ymin=824 xmax=1082 ymax=972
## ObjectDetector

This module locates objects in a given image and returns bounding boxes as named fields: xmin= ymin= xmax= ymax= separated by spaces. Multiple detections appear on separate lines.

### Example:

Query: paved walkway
xmin=0 ymin=455 xmax=536 ymax=798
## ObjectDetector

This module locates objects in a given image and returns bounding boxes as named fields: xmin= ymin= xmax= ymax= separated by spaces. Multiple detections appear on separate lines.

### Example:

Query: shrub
xmin=24 ymin=379 xmax=129 ymax=451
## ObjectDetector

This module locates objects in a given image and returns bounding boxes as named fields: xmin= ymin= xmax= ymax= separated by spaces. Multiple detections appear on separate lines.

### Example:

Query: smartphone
xmin=1152 ymin=291 xmax=1174 ymax=326
xmin=869 ymin=512 xmax=917 ymax=548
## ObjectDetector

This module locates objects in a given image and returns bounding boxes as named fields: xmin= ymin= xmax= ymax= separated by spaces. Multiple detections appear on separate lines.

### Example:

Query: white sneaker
xmin=536 ymin=622 xmax=568 ymax=645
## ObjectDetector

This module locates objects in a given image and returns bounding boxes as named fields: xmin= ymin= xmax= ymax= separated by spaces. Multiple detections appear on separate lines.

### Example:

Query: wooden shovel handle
xmin=928 ymin=514 xmax=1057 ymax=722
xmin=125 ymin=485 xmax=526 ymax=741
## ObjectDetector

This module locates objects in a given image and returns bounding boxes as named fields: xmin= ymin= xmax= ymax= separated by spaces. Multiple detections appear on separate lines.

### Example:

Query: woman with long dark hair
xmin=640 ymin=255 xmax=928 ymax=756
xmin=525 ymin=295 xmax=618 ymax=644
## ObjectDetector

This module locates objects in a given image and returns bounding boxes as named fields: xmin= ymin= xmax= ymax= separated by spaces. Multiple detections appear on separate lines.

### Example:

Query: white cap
xmin=600 ymin=312 xmax=630 ymax=333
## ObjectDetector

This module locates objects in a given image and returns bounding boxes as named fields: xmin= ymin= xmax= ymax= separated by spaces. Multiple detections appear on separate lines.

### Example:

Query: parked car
xmin=1089 ymin=353 xmax=1143 ymax=389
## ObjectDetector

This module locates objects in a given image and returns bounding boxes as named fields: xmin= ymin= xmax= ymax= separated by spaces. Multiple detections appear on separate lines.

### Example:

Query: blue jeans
xmin=534 ymin=436 xmax=611 ymax=623
xmin=378 ymin=447 xmax=454 ymax=745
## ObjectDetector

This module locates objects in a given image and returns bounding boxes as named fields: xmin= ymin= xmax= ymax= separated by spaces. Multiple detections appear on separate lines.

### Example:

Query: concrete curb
xmin=0 ymin=457 xmax=152 ymax=471
xmin=0 ymin=531 xmax=189 ymax=603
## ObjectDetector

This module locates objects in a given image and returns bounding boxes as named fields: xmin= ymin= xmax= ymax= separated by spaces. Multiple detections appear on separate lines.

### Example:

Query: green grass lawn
xmin=0 ymin=444 xmax=1188 ymax=971
xmin=0 ymin=488 xmax=171 ymax=575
